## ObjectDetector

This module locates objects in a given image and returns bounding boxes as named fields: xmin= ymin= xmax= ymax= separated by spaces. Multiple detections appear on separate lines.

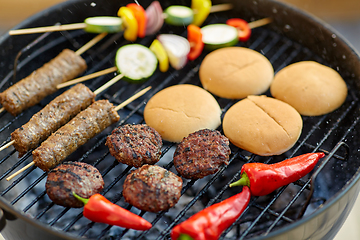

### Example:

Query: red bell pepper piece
xmin=73 ymin=193 xmax=152 ymax=231
xmin=230 ymin=152 xmax=325 ymax=196
xmin=187 ymin=24 xmax=204 ymax=61
xmin=127 ymin=3 xmax=147 ymax=38
xmin=226 ymin=18 xmax=251 ymax=42
xmin=171 ymin=186 xmax=251 ymax=240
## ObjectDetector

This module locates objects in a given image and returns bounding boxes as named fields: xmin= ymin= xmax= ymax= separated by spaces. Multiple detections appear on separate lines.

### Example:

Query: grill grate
xmin=1 ymin=1 xmax=360 ymax=239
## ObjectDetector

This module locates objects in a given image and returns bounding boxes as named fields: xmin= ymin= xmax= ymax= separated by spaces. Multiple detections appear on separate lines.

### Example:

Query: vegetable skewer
xmin=8 ymin=1 xmax=232 ymax=36
xmin=56 ymin=17 xmax=271 ymax=88
xmin=6 ymin=86 xmax=151 ymax=181
xmin=0 ymin=72 xmax=128 ymax=157
xmin=0 ymin=32 xmax=107 ymax=115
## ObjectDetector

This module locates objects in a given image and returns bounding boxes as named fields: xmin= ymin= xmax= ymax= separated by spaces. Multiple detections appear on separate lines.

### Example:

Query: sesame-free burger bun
xmin=199 ymin=47 xmax=274 ymax=99
xmin=270 ymin=61 xmax=347 ymax=116
xmin=223 ymin=95 xmax=303 ymax=156
xmin=144 ymin=84 xmax=222 ymax=142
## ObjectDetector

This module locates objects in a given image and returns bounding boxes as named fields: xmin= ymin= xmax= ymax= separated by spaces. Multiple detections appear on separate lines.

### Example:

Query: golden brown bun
xmin=223 ymin=95 xmax=303 ymax=156
xmin=270 ymin=61 xmax=347 ymax=116
xmin=144 ymin=84 xmax=222 ymax=142
xmin=199 ymin=47 xmax=274 ymax=99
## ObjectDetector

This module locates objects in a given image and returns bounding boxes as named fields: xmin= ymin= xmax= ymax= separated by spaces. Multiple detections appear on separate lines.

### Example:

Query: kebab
xmin=57 ymin=16 xmax=272 ymax=89
xmin=6 ymin=86 xmax=151 ymax=181
xmin=0 ymin=32 xmax=107 ymax=116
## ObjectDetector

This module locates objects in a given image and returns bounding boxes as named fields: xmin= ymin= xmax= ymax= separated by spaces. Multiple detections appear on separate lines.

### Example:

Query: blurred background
xmin=0 ymin=0 xmax=359 ymax=239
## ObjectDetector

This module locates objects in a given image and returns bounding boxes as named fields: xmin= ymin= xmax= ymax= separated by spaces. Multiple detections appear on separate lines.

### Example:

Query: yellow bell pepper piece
xmin=118 ymin=6 xmax=138 ymax=42
xmin=191 ymin=0 xmax=212 ymax=26
xmin=149 ymin=39 xmax=169 ymax=72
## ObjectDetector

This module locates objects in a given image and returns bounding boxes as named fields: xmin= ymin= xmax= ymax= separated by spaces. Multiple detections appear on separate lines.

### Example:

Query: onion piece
xmin=145 ymin=1 xmax=164 ymax=35
xmin=158 ymin=34 xmax=190 ymax=70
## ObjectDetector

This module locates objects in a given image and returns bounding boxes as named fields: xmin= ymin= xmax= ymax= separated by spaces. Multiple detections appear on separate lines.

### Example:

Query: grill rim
xmin=1 ymin=0 xmax=360 ymax=239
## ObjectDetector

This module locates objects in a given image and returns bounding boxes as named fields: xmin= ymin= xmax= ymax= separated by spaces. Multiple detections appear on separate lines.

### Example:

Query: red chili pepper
xmin=171 ymin=186 xmax=250 ymax=240
xmin=127 ymin=3 xmax=147 ymax=38
xmin=73 ymin=193 xmax=152 ymax=231
xmin=187 ymin=24 xmax=204 ymax=61
xmin=226 ymin=18 xmax=251 ymax=42
xmin=230 ymin=152 xmax=325 ymax=196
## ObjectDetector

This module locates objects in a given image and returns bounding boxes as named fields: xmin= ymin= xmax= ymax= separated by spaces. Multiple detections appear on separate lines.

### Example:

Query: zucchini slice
xmin=84 ymin=16 xmax=124 ymax=33
xmin=164 ymin=6 xmax=194 ymax=26
xmin=201 ymin=24 xmax=239 ymax=50
xmin=115 ymin=44 xmax=158 ymax=83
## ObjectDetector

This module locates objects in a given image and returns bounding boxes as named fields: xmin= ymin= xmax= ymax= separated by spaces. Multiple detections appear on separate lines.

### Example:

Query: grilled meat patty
xmin=33 ymin=100 xmax=120 ymax=172
xmin=123 ymin=165 xmax=182 ymax=212
xmin=11 ymin=84 xmax=95 ymax=157
xmin=0 ymin=49 xmax=87 ymax=116
xmin=46 ymin=161 xmax=104 ymax=208
xmin=105 ymin=124 xmax=162 ymax=167
xmin=173 ymin=129 xmax=231 ymax=179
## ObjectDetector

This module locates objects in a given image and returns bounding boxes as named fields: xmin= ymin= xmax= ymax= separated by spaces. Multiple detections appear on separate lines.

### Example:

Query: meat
xmin=11 ymin=84 xmax=95 ymax=157
xmin=173 ymin=129 xmax=231 ymax=179
xmin=105 ymin=124 xmax=162 ymax=167
xmin=33 ymin=99 xmax=120 ymax=172
xmin=0 ymin=49 xmax=87 ymax=116
xmin=123 ymin=165 xmax=183 ymax=212
xmin=46 ymin=161 xmax=104 ymax=208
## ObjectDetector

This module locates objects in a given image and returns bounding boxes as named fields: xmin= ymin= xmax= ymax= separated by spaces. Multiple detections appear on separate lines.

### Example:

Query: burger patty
xmin=105 ymin=124 xmax=162 ymax=167
xmin=46 ymin=162 xmax=104 ymax=208
xmin=123 ymin=165 xmax=182 ymax=212
xmin=173 ymin=129 xmax=231 ymax=179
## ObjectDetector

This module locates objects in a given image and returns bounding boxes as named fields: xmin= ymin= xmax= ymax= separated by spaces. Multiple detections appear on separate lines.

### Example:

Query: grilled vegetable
xmin=164 ymin=6 xmax=194 ymax=26
xmin=171 ymin=186 xmax=250 ymax=240
xmin=187 ymin=24 xmax=204 ymax=60
xmin=230 ymin=152 xmax=326 ymax=196
xmin=201 ymin=24 xmax=239 ymax=50
xmin=73 ymin=193 xmax=152 ymax=230
xmin=118 ymin=6 xmax=138 ymax=41
xmin=127 ymin=3 xmax=147 ymax=38
xmin=158 ymin=34 xmax=190 ymax=70
xmin=149 ymin=39 xmax=169 ymax=72
xmin=115 ymin=44 xmax=158 ymax=82
xmin=84 ymin=16 xmax=124 ymax=33
xmin=145 ymin=1 xmax=164 ymax=35
xmin=191 ymin=0 xmax=212 ymax=26
xmin=226 ymin=18 xmax=251 ymax=42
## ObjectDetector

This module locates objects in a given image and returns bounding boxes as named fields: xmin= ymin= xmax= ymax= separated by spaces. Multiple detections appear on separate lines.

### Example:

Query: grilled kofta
xmin=33 ymin=100 xmax=120 ymax=172
xmin=0 ymin=49 xmax=87 ymax=116
xmin=123 ymin=165 xmax=182 ymax=212
xmin=11 ymin=83 xmax=95 ymax=157
xmin=173 ymin=129 xmax=231 ymax=179
xmin=46 ymin=162 xmax=104 ymax=208
xmin=105 ymin=124 xmax=162 ymax=167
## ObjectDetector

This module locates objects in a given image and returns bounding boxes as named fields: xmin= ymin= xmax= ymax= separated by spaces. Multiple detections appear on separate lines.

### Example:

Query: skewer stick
xmin=5 ymin=86 xmax=151 ymax=181
xmin=209 ymin=3 xmax=233 ymax=13
xmin=75 ymin=32 xmax=108 ymax=56
xmin=9 ymin=23 xmax=87 ymax=36
xmin=248 ymin=17 xmax=272 ymax=29
xmin=93 ymin=73 xmax=125 ymax=95
xmin=57 ymin=66 xmax=118 ymax=89
xmin=0 ymin=140 xmax=15 ymax=152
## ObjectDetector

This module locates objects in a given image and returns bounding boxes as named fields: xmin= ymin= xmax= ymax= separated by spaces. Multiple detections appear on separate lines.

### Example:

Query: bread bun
xmin=223 ymin=95 xmax=302 ymax=156
xmin=144 ymin=84 xmax=221 ymax=142
xmin=199 ymin=47 xmax=274 ymax=99
xmin=270 ymin=61 xmax=347 ymax=116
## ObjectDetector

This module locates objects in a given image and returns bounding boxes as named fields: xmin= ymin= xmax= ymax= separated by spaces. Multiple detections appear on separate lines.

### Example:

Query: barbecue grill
xmin=1 ymin=0 xmax=360 ymax=239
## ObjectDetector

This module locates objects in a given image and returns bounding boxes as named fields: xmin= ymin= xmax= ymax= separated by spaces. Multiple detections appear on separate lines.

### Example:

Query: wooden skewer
xmin=248 ymin=17 xmax=272 ymax=29
xmin=0 ymin=32 xmax=107 ymax=115
xmin=9 ymin=23 xmax=87 ymax=36
xmin=6 ymin=86 xmax=151 ymax=181
xmin=57 ymin=66 xmax=118 ymax=89
xmin=0 ymin=140 xmax=15 ymax=152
